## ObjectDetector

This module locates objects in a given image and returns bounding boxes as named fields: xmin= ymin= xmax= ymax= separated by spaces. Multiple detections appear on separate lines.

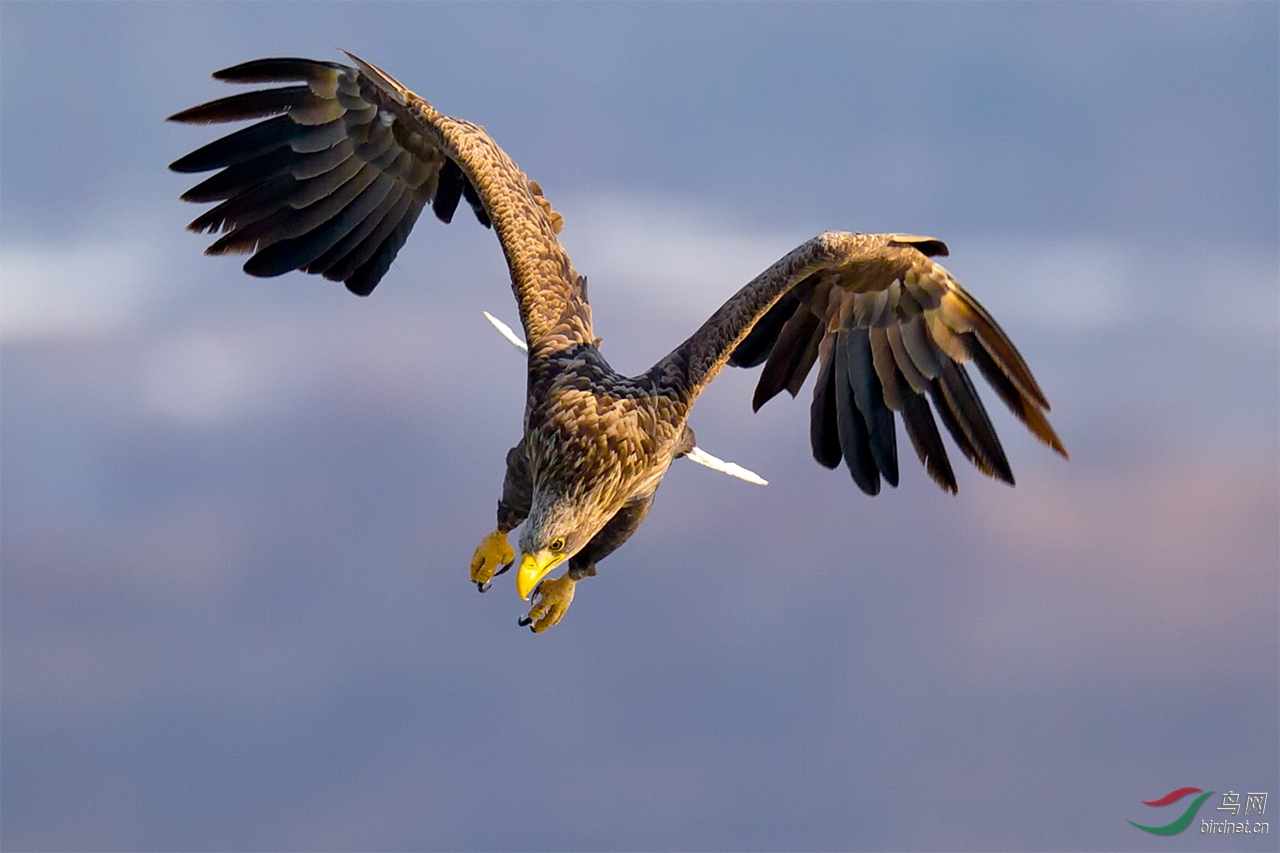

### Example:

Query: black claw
xmin=476 ymin=581 xmax=491 ymax=593
xmin=517 ymin=613 xmax=532 ymax=627
xmin=493 ymin=561 xmax=513 ymax=578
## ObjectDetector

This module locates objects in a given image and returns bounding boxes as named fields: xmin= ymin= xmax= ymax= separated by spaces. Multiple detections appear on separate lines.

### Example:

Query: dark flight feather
xmin=728 ymin=274 xmax=820 ymax=368
xmin=212 ymin=58 xmax=347 ymax=84
xmin=729 ymin=290 xmax=800 ymax=368
xmin=784 ymin=321 xmax=825 ymax=398
xmin=305 ymin=185 xmax=412 ymax=278
xmin=752 ymin=307 xmax=820 ymax=411
xmin=204 ymin=158 xmax=375 ymax=257
xmin=845 ymin=328 xmax=899 ymax=488
xmin=167 ymin=86 xmax=314 ymax=125
xmin=888 ymin=235 xmax=949 ymax=257
xmin=243 ymin=173 xmax=397 ymax=277
xmin=949 ymin=290 xmax=1049 ymax=409
xmin=344 ymin=196 xmax=427 ymax=296
xmin=809 ymin=341 xmax=843 ymax=469
xmin=169 ymin=114 xmax=303 ymax=173
xmin=900 ymin=386 xmax=957 ymax=493
xmin=462 ymin=175 xmax=492 ymax=228
xmin=929 ymin=361 xmax=1013 ymax=485
xmin=962 ymin=333 xmax=1067 ymax=457
xmin=432 ymin=158 xmax=465 ymax=224
xmin=833 ymin=331 xmax=880 ymax=495
xmin=179 ymin=145 xmax=298 ymax=203
xmin=187 ymin=173 xmax=299 ymax=234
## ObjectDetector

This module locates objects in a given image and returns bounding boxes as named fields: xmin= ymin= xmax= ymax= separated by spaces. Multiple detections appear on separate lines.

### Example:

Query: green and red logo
xmin=1128 ymin=787 xmax=1215 ymax=835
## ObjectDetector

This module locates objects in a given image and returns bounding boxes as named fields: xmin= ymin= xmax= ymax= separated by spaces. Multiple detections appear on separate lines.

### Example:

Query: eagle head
xmin=515 ymin=487 xmax=610 ymax=600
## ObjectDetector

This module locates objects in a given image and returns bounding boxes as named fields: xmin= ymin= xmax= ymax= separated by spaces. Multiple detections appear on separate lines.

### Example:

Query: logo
xmin=1128 ymin=788 xmax=1214 ymax=835
xmin=1129 ymin=788 xmax=1270 ymax=836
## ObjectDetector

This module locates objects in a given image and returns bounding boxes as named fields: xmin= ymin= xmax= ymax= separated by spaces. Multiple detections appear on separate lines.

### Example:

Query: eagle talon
xmin=470 ymin=529 xmax=515 ymax=589
xmin=517 ymin=613 xmax=532 ymax=627
xmin=524 ymin=574 xmax=577 ymax=633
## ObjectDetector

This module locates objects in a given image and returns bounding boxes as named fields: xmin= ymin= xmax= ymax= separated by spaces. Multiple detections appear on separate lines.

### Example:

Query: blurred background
xmin=2 ymin=2 xmax=1276 ymax=850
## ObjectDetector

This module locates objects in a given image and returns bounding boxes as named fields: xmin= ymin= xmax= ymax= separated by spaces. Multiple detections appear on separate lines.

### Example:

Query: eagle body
xmin=520 ymin=343 xmax=688 ymax=569
xmin=169 ymin=54 xmax=1066 ymax=631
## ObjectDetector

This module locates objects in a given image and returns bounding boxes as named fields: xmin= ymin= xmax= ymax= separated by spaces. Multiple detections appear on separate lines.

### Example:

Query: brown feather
xmin=962 ymin=333 xmax=1067 ymax=457
xmin=885 ymin=324 xmax=930 ymax=394
xmin=868 ymin=328 xmax=904 ymax=411
xmin=950 ymin=289 xmax=1050 ymax=409
xmin=899 ymin=315 xmax=943 ymax=381
xmin=930 ymin=361 xmax=1013 ymax=484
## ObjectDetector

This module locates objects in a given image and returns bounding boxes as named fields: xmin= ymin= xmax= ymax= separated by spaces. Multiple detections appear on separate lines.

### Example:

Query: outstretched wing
xmin=729 ymin=234 xmax=1065 ymax=494
xmin=659 ymin=232 xmax=1064 ymax=495
xmin=168 ymin=53 xmax=591 ymax=350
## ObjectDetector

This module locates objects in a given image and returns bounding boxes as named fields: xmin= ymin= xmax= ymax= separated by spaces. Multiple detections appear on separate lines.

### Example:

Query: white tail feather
xmin=483 ymin=312 xmax=767 ymax=486
xmin=484 ymin=311 xmax=528 ymax=352
xmin=683 ymin=446 xmax=768 ymax=486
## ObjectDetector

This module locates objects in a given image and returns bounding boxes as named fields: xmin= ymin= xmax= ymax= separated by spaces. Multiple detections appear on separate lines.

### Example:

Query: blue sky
xmin=2 ymin=2 xmax=1277 ymax=850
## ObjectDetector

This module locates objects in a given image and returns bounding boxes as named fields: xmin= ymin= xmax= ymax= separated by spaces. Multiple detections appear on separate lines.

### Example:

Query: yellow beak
xmin=516 ymin=550 xmax=566 ymax=600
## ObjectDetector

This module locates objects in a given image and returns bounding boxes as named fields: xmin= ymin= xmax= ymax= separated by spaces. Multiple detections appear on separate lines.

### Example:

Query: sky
xmin=2 ymin=2 xmax=1277 ymax=851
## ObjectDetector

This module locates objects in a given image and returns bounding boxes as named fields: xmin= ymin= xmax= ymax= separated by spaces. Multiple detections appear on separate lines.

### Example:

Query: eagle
xmin=168 ymin=53 xmax=1067 ymax=632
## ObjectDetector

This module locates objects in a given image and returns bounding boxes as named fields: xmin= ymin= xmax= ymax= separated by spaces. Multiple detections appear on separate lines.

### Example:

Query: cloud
xmin=955 ymin=447 xmax=1279 ymax=685
xmin=556 ymin=192 xmax=809 ymax=319
xmin=554 ymin=192 xmax=1280 ymax=338
xmin=0 ymin=239 xmax=163 ymax=343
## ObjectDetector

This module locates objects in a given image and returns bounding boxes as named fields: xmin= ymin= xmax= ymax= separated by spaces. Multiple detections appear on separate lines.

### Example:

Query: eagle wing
xmin=168 ymin=53 xmax=591 ymax=350
xmin=665 ymin=233 xmax=1066 ymax=494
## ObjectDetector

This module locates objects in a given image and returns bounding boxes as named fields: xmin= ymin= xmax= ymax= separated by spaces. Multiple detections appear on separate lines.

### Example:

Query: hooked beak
xmin=516 ymin=550 xmax=566 ymax=600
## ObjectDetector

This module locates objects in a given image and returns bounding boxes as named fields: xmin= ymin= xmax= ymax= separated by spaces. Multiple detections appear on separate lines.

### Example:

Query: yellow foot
xmin=469 ymin=529 xmax=514 ymax=592
xmin=518 ymin=575 xmax=576 ymax=633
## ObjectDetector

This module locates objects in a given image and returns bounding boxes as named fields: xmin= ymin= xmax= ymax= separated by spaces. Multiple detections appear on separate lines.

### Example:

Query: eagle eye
xmin=549 ymin=537 xmax=566 ymax=552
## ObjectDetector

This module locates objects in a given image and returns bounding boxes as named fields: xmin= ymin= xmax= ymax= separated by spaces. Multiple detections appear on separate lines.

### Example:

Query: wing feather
xmin=171 ymin=53 xmax=588 ymax=346
xmin=900 ymin=384 xmax=958 ymax=493
xmin=846 ymin=328 xmax=899 ymax=487
xmin=809 ymin=335 xmax=843 ymax=469
xmin=784 ymin=321 xmax=824 ymax=398
xmin=930 ymin=360 xmax=1014 ymax=484
xmin=834 ymin=330 xmax=881 ymax=495
xmin=752 ymin=306 xmax=821 ymax=411
xmin=306 ymin=185 xmax=412 ymax=278
xmin=962 ymin=333 xmax=1067 ymax=456
xmin=728 ymin=274 xmax=818 ymax=367
xmin=431 ymin=157 xmax=465 ymax=223
xmin=710 ymin=233 xmax=1062 ymax=493
xmin=243 ymin=172 xmax=397 ymax=276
